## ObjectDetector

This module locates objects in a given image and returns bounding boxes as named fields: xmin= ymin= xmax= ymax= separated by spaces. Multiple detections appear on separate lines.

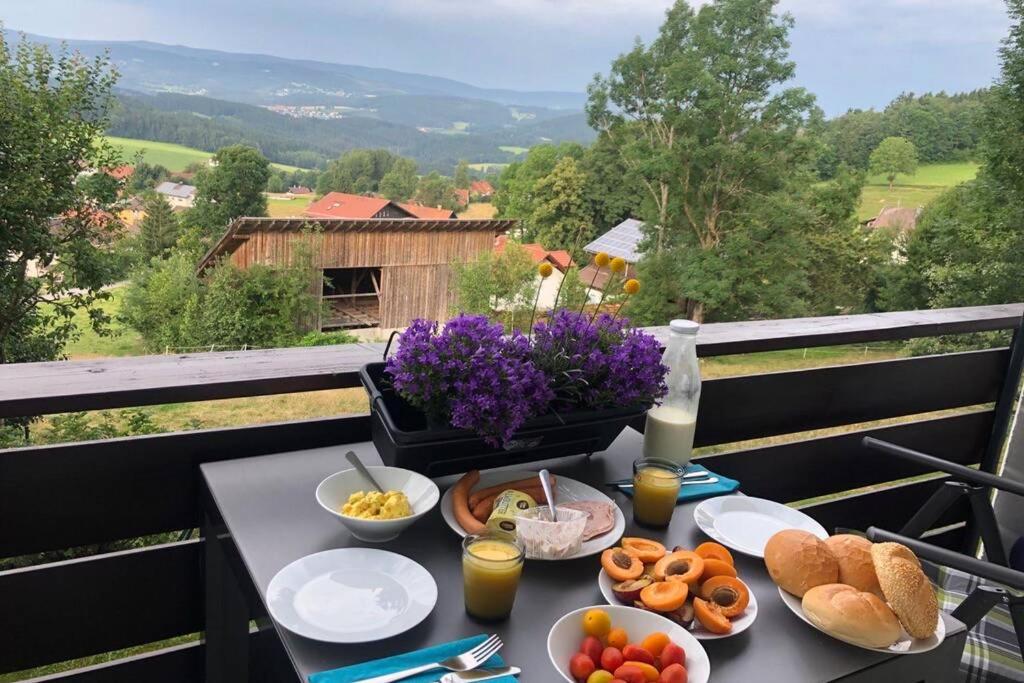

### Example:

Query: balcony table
xmin=201 ymin=428 xmax=967 ymax=683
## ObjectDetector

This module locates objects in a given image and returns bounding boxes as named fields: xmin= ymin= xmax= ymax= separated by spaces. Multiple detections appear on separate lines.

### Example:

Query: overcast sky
xmin=2 ymin=0 xmax=1010 ymax=115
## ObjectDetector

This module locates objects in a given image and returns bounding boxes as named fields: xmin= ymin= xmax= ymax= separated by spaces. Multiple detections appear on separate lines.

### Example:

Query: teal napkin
xmin=309 ymin=634 xmax=514 ymax=683
xmin=613 ymin=463 xmax=739 ymax=503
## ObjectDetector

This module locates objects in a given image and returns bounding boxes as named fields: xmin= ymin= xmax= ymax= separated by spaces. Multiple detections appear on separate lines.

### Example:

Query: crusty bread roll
xmin=764 ymin=529 xmax=839 ymax=597
xmin=825 ymin=534 xmax=883 ymax=597
xmin=802 ymin=583 xmax=902 ymax=649
xmin=871 ymin=542 xmax=939 ymax=639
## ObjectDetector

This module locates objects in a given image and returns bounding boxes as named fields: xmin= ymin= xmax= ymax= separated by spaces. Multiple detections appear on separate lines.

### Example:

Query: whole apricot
xmin=583 ymin=608 xmax=613 ymax=639
xmin=640 ymin=631 xmax=670 ymax=657
xmin=627 ymin=661 xmax=660 ymax=681
xmin=587 ymin=671 xmax=615 ymax=683
xmin=612 ymin=664 xmax=646 ymax=683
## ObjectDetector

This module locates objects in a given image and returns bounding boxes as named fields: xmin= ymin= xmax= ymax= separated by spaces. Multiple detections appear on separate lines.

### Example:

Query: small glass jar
xmin=462 ymin=532 xmax=525 ymax=621
xmin=632 ymin=458 xmax=683 ymax=528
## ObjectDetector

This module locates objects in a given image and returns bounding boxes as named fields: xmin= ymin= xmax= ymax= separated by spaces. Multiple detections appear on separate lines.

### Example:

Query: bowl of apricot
xmin=547 ymin=605 xmax=710 ymax=683
xmin=597 ymin=538 xmax=758 ymax=640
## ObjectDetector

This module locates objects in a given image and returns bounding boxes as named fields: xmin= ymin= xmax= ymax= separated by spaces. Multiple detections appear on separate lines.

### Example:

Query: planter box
xmin=359 ymin=362 xmax=645 ymax=476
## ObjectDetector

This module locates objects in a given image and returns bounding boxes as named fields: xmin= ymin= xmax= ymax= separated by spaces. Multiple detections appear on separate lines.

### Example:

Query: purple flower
xmin=386 ymin=315 xmax=554 ymax=447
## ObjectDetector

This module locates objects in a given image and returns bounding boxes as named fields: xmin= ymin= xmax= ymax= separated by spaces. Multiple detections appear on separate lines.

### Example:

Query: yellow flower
xmin=623 ymin=278 xmax=640 ymax=295
xmin=538 ymin=262 xmax=554 ymax=278
xmin=594 ymin=252 xmax=610 ymax=268
xmin=610 ymin=256 xmax=626 ymax=274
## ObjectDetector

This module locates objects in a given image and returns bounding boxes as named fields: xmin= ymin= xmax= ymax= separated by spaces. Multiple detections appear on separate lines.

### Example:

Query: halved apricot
xmin=695 ymin=541 xmax=734 ymax=566
xmin=622 ymin=537 xmax=667 ymax=563
xmin=694 ymin=597 xmax=732 ymax=634
xmin=602 ymin=547 xmax=644 ymax=582
xmin=653 ymin=550 xmax=704 ymax=585
xmin=700 ymin=557 xmax=738 ymax=582
xmin=701 ymin=576 xmax=750 ymax=617
xmin=640 ymin=580 xmax=688 ymax=612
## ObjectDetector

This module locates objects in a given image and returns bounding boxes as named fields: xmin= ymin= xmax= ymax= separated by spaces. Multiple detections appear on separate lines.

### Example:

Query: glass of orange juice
xmin=462 ymin=533 xmax=525 ymax=620
xmin=632 ymin=458 xmax=683 ymax=527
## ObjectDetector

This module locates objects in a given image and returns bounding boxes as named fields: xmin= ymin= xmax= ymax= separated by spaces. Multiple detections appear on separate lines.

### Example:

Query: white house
xmin=154 ymin=182 xmax=198 ymax=209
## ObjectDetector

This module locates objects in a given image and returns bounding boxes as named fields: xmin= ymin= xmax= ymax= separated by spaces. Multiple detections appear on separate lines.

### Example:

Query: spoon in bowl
xmin=345 ymin=450 xmax=385 ymax=493
xmin=538 ymin=468 xmax=558 ymax=522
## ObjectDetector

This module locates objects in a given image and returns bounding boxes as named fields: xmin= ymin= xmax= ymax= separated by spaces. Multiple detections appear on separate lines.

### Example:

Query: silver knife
xmin=440 ymin=665 xmax=521 ymax=682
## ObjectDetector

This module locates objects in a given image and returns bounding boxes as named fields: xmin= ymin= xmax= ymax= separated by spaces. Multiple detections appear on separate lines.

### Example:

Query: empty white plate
xmin=597 ymin=568 xmax=758 ymax=639
xmin=693 ymin=496 xmax=827 ymax=558
xmin=266 ymin=548 xmax=437 ymax=643
xmin=439 ymin=469 xmax=624 ymax=560
xmin=778 ymin=587 xmax=946 ymax=654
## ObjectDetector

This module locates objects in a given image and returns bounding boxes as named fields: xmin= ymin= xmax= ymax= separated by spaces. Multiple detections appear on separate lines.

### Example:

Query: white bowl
xmin=316 ymin=466 xmax=439 ymax=542
xmin=547 ymin=605 xmax=711 ymax=683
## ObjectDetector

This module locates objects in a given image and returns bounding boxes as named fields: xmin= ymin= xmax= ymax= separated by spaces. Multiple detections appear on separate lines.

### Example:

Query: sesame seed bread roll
xmin=764 ymin=529 xmax=839 ymax=597
xmin=870 ymin=542 xmax=939 ymax=639
xmin=825 ymin=534 xmax=883 ymax=598
xmin=802 ymin=583 xmax=902 ymax=649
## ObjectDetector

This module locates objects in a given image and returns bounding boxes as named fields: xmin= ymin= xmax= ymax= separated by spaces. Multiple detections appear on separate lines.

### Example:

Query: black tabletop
xmin=200 ymin=428 xmax=964 ymax=682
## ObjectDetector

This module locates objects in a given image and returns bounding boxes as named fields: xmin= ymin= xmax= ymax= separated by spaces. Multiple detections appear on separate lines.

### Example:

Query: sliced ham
xmin=561 ymin=501 xmax=616 ymax=540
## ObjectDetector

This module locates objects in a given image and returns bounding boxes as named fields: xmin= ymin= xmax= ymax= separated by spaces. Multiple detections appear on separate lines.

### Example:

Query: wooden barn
xmin=196 ymin=217 xmax=515 ymax=330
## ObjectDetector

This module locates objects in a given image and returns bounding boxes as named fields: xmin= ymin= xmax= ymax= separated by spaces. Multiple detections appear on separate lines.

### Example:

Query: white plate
xmin=778 ymin=587 xmax=946 ymax=654
xmin=440 ymin=469 xmax=625 ymax=560
xmin=266 ymin=548 xmax=437 ymax=643
xmin=597 ymin=569 xmax=758 ymax=640
xmin=693 ymin=496 xmax=827 ymax=558
xmin=548 ymin=605 xmax=710 ymax=683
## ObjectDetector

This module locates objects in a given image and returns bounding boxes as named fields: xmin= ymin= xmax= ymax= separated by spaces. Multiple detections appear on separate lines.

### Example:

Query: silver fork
xmin=358 ymin=634 xmax=503 ymax=683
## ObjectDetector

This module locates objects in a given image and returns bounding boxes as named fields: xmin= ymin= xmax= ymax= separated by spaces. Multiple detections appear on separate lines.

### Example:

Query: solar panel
xmin=584 ymin=218 xmax=646 ymax=262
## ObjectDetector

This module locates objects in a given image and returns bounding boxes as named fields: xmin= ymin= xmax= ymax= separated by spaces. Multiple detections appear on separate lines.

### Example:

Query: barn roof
xmin=197 ymin=216 xmax=518 ymax=273
xmin=584 ymin=218 xmax=645 ymax=263
xmin=398 ymin=202 xmax=457 ymax=220
xmin=305 ymin=192 xmax=396 ymax=219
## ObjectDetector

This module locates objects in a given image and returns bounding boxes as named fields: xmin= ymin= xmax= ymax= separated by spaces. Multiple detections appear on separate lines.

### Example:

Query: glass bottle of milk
xmin=643 ymin=319 xmax=701 ymax=466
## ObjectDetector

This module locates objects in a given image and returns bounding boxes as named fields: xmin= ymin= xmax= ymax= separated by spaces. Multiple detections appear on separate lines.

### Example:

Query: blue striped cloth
xmin=309 ymin=635 xmax=514 ymax=683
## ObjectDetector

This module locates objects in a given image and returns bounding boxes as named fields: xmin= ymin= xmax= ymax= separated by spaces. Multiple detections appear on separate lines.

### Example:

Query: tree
xmin=127 ymin=161 xmax=170 ymax=192
xmin=414 ymin=171 xmax=457 ymax=210
xmin=266 ymin=173 xmax=286 ymax=193
xmin=454 ymin=159 xmax=471 ymax=189
xmin=452 ymin=241 xmax=537 ymax=325
xmin=881 ymin=0 xmax=1024 ymax=315
xmin=185 ymin=145 xmax=270 ymax=238
xmin=587 ymin=0 xmax=819 ymax=321
xmin=528 ymin=157 xmax=595 ymax=251
xmin=0 ymin=32 xmax=121 ymax=368
xmin=317 ymin=149 xmax=401 ymax=195
xmin=869 ymin=137 xmax=919 ymax=190
xmin=139 ymin=192 xmax=180 ymax=259
xmin=379 ymin=157 xmax=419 ymax=201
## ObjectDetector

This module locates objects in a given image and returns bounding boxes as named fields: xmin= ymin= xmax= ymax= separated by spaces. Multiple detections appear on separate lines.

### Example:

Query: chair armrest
xmin=867 ymin=526 xmax=1024 ymax=591
xmin=862 ymin=437 xmax=1024 ymax=497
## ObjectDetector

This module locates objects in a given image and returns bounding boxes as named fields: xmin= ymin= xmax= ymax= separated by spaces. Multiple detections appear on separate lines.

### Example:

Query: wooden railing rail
xmin=0 ymin=303 xmax=1020 ymax=419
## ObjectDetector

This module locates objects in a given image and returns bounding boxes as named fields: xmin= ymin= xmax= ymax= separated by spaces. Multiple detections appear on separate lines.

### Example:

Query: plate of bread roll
xmin=765 ymin=530 xmax=944 ymax=653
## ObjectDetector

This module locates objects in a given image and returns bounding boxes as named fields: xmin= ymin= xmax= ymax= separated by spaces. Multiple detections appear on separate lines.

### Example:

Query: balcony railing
xmin=0 ymin=303 xmax=1021 ymax=681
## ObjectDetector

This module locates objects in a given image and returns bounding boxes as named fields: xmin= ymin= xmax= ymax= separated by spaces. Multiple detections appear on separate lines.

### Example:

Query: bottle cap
xmin=669 ymin=319 xmax=700 ymax=335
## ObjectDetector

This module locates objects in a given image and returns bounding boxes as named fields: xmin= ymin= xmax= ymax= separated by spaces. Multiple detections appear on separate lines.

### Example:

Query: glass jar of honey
xmin=462 ymin=533 xmax=525 ymax=621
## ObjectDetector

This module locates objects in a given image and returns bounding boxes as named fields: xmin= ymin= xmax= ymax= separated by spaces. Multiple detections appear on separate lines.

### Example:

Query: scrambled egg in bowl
xmin=341 ymin=490 xmax=412 ymax=520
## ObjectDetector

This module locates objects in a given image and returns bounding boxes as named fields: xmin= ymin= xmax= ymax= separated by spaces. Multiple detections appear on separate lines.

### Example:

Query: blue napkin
xmin=613 ymin=463 xmax=740 ymax=503
xmin=309 ymin=634 xmax=514 ymax=683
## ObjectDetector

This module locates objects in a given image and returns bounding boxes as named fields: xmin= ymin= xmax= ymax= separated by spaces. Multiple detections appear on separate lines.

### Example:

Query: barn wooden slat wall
xmin=0 ymin=305 xmax=1020 ymax=681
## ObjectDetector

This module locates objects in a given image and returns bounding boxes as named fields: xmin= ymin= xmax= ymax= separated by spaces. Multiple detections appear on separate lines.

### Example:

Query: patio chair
xmin=860 ymin=321 xmax=1024 ymax=681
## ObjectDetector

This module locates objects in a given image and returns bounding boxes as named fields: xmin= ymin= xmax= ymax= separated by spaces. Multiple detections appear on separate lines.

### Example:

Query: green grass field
xmin=858 ymin=161 xmax=979 ymax=221
xmin=469 ymin=162 xmax=509 ymax=172
xmin=107 ymin=136 xmax=304 ymax=173
xmin=58 ymin=287 xmax=147 ymax=359
xmin=266 ymin=194 xmax=315 ymax=217
xmin=499 ymin=146 xmax=529 ymax=155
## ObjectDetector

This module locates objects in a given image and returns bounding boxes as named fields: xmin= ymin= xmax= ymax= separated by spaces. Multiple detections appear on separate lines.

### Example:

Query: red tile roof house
xmin=104 ymin=165 xmax=135 ymax=181
xmin=866 ymin=206 xmax=922 ymax=232
xmin=454 ymin=188 xmax=470 ymax=208
xmin=493 ymin=236 xmax=576 ymax=310
xmin=304 ymin=192 xmax=456 ymax=220
xmin=470 ymin=180 xmax=494 ymax=200
xmin=288 ymin=185 xmax=312 ymax=195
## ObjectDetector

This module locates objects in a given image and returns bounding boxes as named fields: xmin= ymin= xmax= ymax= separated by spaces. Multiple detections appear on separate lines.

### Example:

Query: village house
xmin=154 ymin=181 xmax=198 ymax=209
xmin=470 ymin=180 xmax=494 ymax=200
xmin=493 ymin=236 xmax=578 ymax=309
xmin=304 ymin=191 xmax=456 ymax=220
xmin=197 ymin=216 xmax=515 ymax=330
xmin=866 ymin=206 xmax=922 ymax=232
xmin=118 ymin=196 xmax=146 ymax=233
xmin=288 ymin=185 xmax=312 ymax=195
xmin=579 ymin=218 xmax=643 ymax=290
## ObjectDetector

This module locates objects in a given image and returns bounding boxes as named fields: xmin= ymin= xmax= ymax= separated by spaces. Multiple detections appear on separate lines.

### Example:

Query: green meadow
xmin=107 ymin=136 xmax=304 ymax=173
xmin=858 ymin=161 xmax=979 ymax=221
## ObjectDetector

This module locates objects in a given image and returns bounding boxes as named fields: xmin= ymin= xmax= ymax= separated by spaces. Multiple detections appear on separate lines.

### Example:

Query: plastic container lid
xmin=669 ymin=319 xmax=700 ymax=335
